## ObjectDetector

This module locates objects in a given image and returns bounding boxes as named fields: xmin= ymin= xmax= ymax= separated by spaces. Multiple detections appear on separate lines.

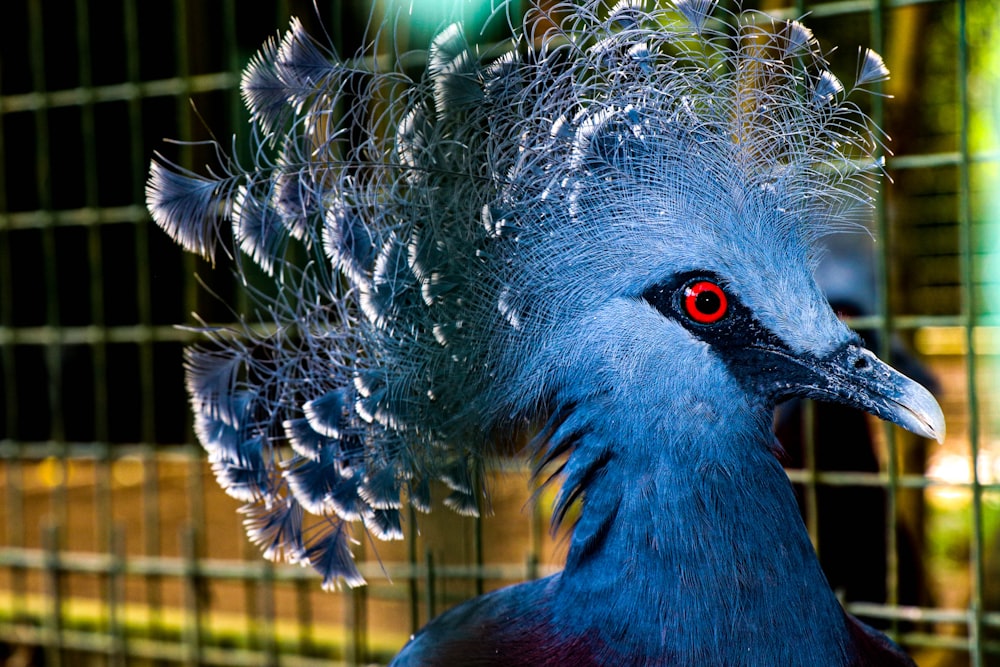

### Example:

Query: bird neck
xmin=553 ymin=411 xmax=853 ymax=661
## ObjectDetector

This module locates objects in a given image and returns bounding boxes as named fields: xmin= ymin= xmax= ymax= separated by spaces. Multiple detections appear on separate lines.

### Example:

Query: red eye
xmin=683 ymin=280 xmax=728 ymax=324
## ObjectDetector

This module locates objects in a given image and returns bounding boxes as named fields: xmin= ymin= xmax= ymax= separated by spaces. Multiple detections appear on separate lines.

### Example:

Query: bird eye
xmin=682 ymin=280 xmax=728 ymax=324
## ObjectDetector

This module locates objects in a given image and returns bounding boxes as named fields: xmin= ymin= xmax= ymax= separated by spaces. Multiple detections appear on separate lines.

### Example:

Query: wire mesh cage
xmin=0 ymin=0 xmax=997 ymax=665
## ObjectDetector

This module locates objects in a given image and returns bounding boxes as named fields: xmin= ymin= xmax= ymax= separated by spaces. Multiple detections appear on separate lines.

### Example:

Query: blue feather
xmin=428 ymin=24 xmax=483 ymax=117
xmin=856 ymin=48 xmax=890 ymax=86
xmin=364 ymin=508 xmax=404 ymax=541
xmin=443 ymin=489 xmax=479 ymax=517
xmin=241 ymin=497 xmax=307 ymax=564
xmin=408 ymin=476 xmax=433 ymax=514
xmin=359 ymin=464 xmax=403 ymax=510
xmin=327 ymin=476 xmax=367 ymax=522
xmin=233 ymin=183 xmax=288 ymax=276
xmin=673 ymin=0 xmax=717 ymax=31
xmin=184 ymin=346 xmax=248 ymax=427
xmin=323 ymin=200 xmax=376 ymax=286
xmin=360 ymin=237 xmax=417 ymax=328
xmin=305 ymin=522 xmax=365 ymax=590
xmin=272 ymin=157 xmax=322 ymax=242
xmin=193 ymin=410 xmax=243 ymax=462
xmin=282 ymin=417 xmax=328 ymax=461
xmin=782 ymin=19 xmax=817 ymax=56
xmin=607 ymin=0 xmax=645 ymax=28
xmin=282 ymin=452 xmax=344 ymax=516
xmin=146 ymin=158 xmax=232 ymax=262
xmin=240 ymin=34 xmax=290 ymax=136
xmin=395 ymin=108 xmax=432 ymax=182
xmin=273 ymin=18 xmax=341 ymax=113
xmin=302 ymin=387 xmax=353 ymax=438
xmin=210 ymin=434 xmax=272 ymax=503
xmin=813 ymin=70 xmax=845 ymax=105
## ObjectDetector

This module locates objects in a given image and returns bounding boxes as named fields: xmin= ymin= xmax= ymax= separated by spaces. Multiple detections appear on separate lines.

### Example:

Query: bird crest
xmin=147 ymin=0 xmax=890 ymax=589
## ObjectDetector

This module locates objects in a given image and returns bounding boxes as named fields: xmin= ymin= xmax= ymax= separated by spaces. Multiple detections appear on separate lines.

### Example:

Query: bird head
xmin=507 ymin=125 xmax=944 ymax=444
xmin=470 ymin=4 xmax=945 ymax=455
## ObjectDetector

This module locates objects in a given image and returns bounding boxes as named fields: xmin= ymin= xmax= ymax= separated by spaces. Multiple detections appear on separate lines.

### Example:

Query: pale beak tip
xmin=902 ymin=384 xmax=946 ymax=445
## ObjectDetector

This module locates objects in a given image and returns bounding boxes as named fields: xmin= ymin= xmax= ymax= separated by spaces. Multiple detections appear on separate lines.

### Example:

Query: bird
xmin=146 ymin=0 xmax=945 ymax=664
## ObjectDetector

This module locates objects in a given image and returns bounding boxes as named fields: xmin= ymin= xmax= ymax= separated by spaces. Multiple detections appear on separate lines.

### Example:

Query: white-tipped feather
xmin=857 ymin=47 xmax=891 ymax=86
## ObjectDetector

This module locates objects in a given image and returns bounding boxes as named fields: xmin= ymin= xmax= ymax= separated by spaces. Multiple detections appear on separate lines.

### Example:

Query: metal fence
xmin=0 ymin=0 xmax=996 ymax=665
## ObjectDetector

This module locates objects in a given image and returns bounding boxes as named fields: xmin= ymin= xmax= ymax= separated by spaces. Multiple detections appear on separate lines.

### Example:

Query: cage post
xmin=123 ymin=0 xmax=169 ymax=648
xmin=42 ymin=522 xmax=64 ymax=667
xmin=956 ymin=0 xmax=985 ymax=663
xmin=424 ymin=549 xmax=437 ymax=622
xmin=260 ymin=558 xmax=280 ymax=667
xmin=181 ymin=522 xmax=204 ymax=667
xmin=295 ymin=575 xmax=315 ymax=656
xmin=408 ymin=504 xmax=421 ymax=635
xmin=867 ymin=0 xmax=909 ymax=646
xmin=474 ymin=513 xmax=484 ymax=598
xmin=108 ymin=523 xmax=128 ymax=667
xmin=801 ymin=400 xmax=820 ymax=553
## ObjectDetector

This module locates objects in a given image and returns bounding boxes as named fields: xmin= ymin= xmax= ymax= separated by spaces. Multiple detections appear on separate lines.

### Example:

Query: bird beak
xmin=786 ymin=343 xmax=945 ymax=444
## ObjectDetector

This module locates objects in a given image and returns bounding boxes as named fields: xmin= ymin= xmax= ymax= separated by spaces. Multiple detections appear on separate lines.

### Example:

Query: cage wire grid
xmin=0 ymin=0 xmax=997 ymax=665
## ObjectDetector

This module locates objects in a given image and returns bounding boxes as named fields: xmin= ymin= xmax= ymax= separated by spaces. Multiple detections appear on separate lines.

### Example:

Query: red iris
xmin=683 ymin=280 xmax=728 ymax=324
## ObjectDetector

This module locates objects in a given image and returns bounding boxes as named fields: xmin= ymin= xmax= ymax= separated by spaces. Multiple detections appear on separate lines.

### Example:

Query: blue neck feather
xmin=550 ymin=405 xmax=854 ymax=664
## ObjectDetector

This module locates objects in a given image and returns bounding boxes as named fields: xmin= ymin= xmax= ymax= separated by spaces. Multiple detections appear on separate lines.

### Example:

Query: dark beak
xmin=765 ymin=343 xmax=945 ymax=443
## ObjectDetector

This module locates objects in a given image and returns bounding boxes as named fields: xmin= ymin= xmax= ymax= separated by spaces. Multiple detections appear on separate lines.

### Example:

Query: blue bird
xmin=146 ymin=1 xmax=944 ymax=664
